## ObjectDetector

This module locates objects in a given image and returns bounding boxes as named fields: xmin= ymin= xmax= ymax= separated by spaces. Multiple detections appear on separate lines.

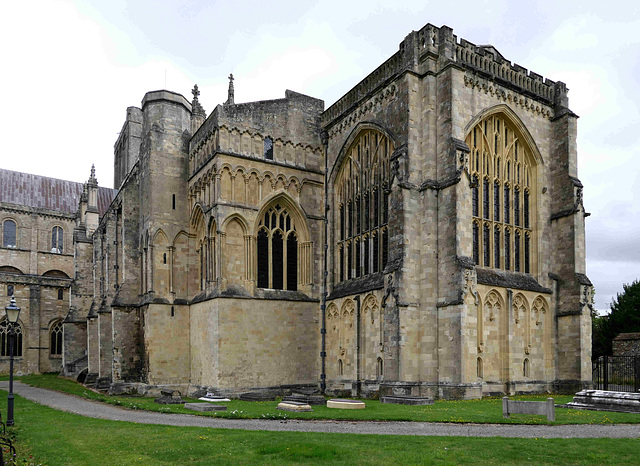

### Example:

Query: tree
xmin=592 ymin=280 xmax=640 ymax=359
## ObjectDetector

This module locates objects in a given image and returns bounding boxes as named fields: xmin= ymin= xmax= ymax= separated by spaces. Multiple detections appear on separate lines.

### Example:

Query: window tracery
xmin=335 ymin=129 xmax=392 ymax=282
xmin=50 ymin=320 xmax=63 ymax=356
xmin=0 ymin=319 xmax=23 ymax=357
xmin=257 ymin=204 xmax=298 ymax=290
xmin=467 ymin=114 xmax=535 ymax=273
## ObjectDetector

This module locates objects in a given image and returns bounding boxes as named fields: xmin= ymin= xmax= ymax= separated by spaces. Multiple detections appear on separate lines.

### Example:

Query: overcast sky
xmin=1 ymin=0 xmax=638 ymax=313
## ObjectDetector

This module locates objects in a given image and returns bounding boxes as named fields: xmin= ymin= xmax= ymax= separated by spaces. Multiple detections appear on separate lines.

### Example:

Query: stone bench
xmin=502 ymin=397 xmax=555 ymax=421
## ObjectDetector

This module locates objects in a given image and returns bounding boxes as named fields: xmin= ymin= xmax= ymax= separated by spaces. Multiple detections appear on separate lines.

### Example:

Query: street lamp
xmin=5 ymin=296 xmax=20 ymax=427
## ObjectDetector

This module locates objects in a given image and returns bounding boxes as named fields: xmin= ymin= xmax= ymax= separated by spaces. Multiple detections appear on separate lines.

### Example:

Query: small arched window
xmin=376 ymin=357 xmax=384 ymax=379
xmin=264 ymin=136 xmax=274 ymax=160
xmin=52 ymin=226 xmax=63 ymax=253
xmin=2 ymin=220 xmax=16 ymax=248
xmin=50 ymin=320 xmax=63 ymax=356
xmin=523 ymin=358 xmax=530 ymax=378
xmin=0 ymin=319 xmax=23 ymax=357
xmin=338 ymin=359 xmax=344 ymax=377
xmin=477 ymin=357 xmax=484 ymax=378
xmin=57 ymin=288 xmax=63 ymax=300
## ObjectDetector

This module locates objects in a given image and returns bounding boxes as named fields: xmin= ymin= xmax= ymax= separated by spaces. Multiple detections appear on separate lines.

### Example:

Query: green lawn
xmin=11 ymin=374 xmax=640 ymax=425
xmin=0 ymin=392 xmax=637 ymax=465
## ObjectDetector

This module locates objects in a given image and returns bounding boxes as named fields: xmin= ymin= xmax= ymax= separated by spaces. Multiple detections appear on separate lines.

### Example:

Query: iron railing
xmin=592 ymin=355 xmax=640 ymax=392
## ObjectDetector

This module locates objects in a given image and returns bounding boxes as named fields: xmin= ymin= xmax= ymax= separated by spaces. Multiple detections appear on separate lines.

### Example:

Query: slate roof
xmin=0 ymin=168 xmax=116 ymax=216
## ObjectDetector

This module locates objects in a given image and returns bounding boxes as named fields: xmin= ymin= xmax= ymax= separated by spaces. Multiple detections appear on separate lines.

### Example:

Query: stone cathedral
xmin=0 ymin=23 xmax=593 ymax=399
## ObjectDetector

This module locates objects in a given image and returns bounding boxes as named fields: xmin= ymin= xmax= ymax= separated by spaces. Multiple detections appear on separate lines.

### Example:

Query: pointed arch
xmin=255 ymin=193 xmax=311 ymax=290
xmin=466 ymin=106 xmax=538 ymax=274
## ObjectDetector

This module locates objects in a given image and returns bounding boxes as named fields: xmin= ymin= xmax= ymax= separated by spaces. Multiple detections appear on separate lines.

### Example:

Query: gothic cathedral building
xmin=0 ymin=23 xmax=593 ymax=399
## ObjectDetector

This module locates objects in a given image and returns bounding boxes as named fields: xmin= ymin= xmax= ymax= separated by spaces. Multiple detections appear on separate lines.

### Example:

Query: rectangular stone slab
xmin=277 ymin=401 xmax=313 ymax=412
xmin=184 ymin=403 xmax=228 ymax=412
xmin=327 ymin=399 xmax=365 ymax=409
xmin=380 ymin=396 xmax=434 ymax=405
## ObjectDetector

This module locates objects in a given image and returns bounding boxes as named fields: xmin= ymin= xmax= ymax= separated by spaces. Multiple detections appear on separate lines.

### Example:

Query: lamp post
xmin=5 ymin=296 xmax=20 ymax=427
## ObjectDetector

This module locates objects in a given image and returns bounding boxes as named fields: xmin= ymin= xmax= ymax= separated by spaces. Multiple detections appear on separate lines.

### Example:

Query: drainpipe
xmin=355 ymin=294 xmax=361 ymax=397
xmin=320 ymin=131 xmax=329 ymax=392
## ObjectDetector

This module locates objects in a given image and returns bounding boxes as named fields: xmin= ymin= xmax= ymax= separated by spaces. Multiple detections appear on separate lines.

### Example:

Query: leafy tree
xmin=592 ymin=280 xmax=640 ymax=359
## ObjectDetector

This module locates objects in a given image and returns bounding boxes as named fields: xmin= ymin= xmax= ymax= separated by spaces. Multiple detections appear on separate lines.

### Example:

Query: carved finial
xmin=88 ymin=164 xmax=98 ymax=186
xmin=191 ymin=84 xmax=206 ymax=117
xmin=225 ymin=73 xmax=235 ymax=105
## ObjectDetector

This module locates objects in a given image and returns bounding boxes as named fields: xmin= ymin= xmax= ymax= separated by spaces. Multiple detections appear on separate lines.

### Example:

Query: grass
xmin=3 ymin=391 xmax=640 ymax=465
xmin=12 ymin=373 xmax=640 ymax=425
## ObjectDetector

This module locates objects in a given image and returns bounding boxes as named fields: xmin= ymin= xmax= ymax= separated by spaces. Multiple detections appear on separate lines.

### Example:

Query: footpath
xmin=1 ymin=381 xmax=639 ymax=439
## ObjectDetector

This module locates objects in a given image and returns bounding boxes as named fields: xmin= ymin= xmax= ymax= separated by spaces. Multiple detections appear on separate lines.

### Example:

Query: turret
xmin=85 ymin=165 xmax=99 ymax=235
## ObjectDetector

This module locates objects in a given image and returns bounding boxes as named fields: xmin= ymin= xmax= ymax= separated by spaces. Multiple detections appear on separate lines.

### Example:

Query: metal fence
xmin=592 ymin=355 xmax=640 ymax=392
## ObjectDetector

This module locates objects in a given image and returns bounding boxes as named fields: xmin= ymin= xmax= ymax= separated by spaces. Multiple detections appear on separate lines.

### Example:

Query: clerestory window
xmin=2 ymin=220 xmax=16 ymax=248
xmin=52 ymin=226 xmax=63 ymax=253
xmin=257 ymin=204 xmax=298 ymax=290
xmin=468 ymin=114 xmax=535 ymax=273
xmin=335 ymin=129 xmax=392 ymax=282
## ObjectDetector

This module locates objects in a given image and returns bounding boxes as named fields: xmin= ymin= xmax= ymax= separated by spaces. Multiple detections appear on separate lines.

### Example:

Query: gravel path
xmin=1 ymin=382 xmax=639 ymax=438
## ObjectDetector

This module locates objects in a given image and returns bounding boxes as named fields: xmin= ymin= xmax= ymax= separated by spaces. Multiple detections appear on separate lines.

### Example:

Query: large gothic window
xmin=257 ymin=204 xmax=298 ymax=291
xmin=50 ymin=320 xmax=63 ymax=356
xmin=335 ymin=129 xmax=392 ymax=282
xmin=467 ymin=114 xmax=536 ymax=273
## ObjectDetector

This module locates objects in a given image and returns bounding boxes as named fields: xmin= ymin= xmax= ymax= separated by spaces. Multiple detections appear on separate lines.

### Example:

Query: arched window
xmin=523 ymin=358 xmax=530 ymax=378
xmin=51 ymin=226 xmax=63 ymax=253
xmin=467 ymin=114 xmax=536 ymax=273
xmin=338 ymin=359 xmax=344 ymax=377
xmin=264 ymin=136 xmax=274 ymax=160
xmin=2 ymin=220 xmax=16 ymax=248
xmin=335 ymin=129 xmax=393 ymax=281
xmin=0 ymin=319 xmax=23 ymax=357
xmin=50 ymin=320 xmax=63 ymax=356
xmin=477 ymin=357 xmax=484 ymax=378
xmin=376 ymin=357 xmax=383 ymax=379
xmin=256 ymin=204 xmax=298 ymax=291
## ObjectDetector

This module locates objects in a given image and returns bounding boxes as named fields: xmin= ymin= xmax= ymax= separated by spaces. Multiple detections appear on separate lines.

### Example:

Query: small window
xmin=51 ymin=226 xmax=63 ymax=253
xmin=338 ymin=359 xmax=344 ymax=377
xmin=50 ymin=320 xmax=63 ymax=356
xmin=376 ymin=357 xmax=383 ymax=378
xmin=2 ymin=220 xmax=16 ymax=248
xmin=171 ymin=306 xmax=175 ymax=317
xmin=57 ymin=288 xmax=63 ymax=300
xmin=523 ymin=358 xmax=530 ymax=378
xmin=264 ymin=136 xmax=274 ymax=160
xmin=7 ymin=285 xmax=14 ymax=297
xmin=0 ymin=320 xmax=23 ymax=357
xmin=477 ymin=357 xmax=483 ymax=378
xmin=172 ymin=194 xmax=176 ymax=210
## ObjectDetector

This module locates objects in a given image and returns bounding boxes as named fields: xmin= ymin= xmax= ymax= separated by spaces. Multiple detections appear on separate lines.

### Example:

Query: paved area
xmin=1 ymin=382 xmax=639 ymax=438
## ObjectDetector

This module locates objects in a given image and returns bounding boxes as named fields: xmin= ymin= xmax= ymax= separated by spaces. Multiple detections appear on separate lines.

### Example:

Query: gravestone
xmin=154 ymin=388 xmax=183 ymax=405
xmin=239 ymin=391 xmax=277 ymax=402
xmin=277 ymin=401 xmax=313 ymax=412
xmin=380 ymin=395 xmax=433 ymax=405
xmin=282 ymin=394 xmax=326 ymax=405
xmin=565 ymin=390 xmax=640 ymax=413
xmin=184 ymin=403 xmax=227 ymax=412
xmin=327 ymin=399 xmax=365 ymax=409
xmin=502 ymin=397 xmax=555 ymax=421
